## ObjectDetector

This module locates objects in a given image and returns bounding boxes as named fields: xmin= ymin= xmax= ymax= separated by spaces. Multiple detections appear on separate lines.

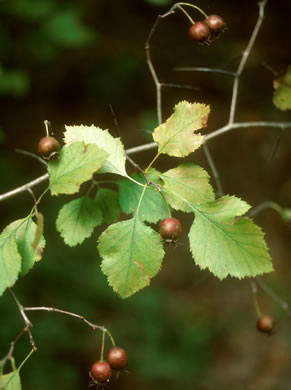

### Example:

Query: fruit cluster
xmin=90 ymin=347 xmax=128 ymax=385
xmin=188 ymin=14 xmax=225 ymax=44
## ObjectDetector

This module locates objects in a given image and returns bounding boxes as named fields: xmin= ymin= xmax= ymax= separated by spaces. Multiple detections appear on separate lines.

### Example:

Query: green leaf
xmin=94 ymin=188 xmax=120 ymax=224
xmin=152 ymin=101 xmax=209 ymax=157
xmin=56 ymin=195 xmax=103 ymax=247
xmin=160 ymin=163 xmax=215 ymax=212
xmin=15 ymin=218 xmax=45 ymax=276
xmin=64 ymin=125 xmax=128 ymax=177
xmin=0 ymin=221 xmax=22 ymax=296
xmin=188 ymin=196 xmax=273 ymax=279
xmin=48 ymin=142 xmax=108 ymax=195
xmin=0 ymin=370 xmax=22 ymax=390
xmin=43 ymin=9 xmax=96 ymax=47
xmin=273 ymin=65 xmax=291 ymax=111
xmin=98 ymin=218 xmax=165 ymax=298
xmin=2 ymin=218 xmax=45 ymax=279
xmin=118 ymin=169 xmax=169 ymax=223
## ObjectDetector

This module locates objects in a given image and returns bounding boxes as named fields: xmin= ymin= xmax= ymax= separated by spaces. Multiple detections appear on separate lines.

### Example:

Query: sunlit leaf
xmin=160 ymin=163 xmax=215 ymax=212
xmin=48 ymin=142 xmax=108 ymax=195
xmin=57 ymin=195 xmax=103 ymax=247
xmin=64 ymin=125 xmax=128 ymax=177
xmin=189 ymin=196 xmax=273 ymax=279
xmin=118 ymin=169 xmax=168 ymax=223
xmin=152 ymin=101 xmax=209 ymax=157
xmin=98 ymin=218 xmax=165 ymax=298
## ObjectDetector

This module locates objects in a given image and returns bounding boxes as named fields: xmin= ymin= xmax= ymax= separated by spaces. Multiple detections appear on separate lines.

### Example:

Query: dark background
xmin=0 ymin=0 xmax=291 ymax=389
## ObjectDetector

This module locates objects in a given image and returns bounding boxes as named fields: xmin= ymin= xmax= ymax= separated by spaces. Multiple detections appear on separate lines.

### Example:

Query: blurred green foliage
xmin=0 ymin=0 xmax=98 ymax=95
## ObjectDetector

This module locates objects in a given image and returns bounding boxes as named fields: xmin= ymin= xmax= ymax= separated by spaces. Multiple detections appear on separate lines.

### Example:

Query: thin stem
xmin=228 ymin=0 xmax=268 ymax=124
xmin=23 ymin=306 xmax=105 ymax=331
xmin=161 ymin=82 xmax=200 ymax=91
xmin=126 ymin=142 xmax=157 ymax=155
xmin=135 ymin=185 xmax=147 ymax=219
xmin=248 ymin=201 xmax=283 ymax=218
xmin=100 ymin=329 xmax=106 ymax=361
xmin=206 ymin=121 xmax=291 ymax=142
xmin=174 ymin=2 xmax=208 ymax=19
xmin=144 ymin=151 xmax=160 ymax=174
xmin=15 ymin=149 xmax=48 ymax=167
xmin=0 ymin=174 xmax=49 ymax=202
xmin=8 ymin=289 xmax=36 ymax=350
xmin=0 ymin=325 xmax=31 ymax=370
xmin=250 ymin=280 xmax=263 ymax=318
xmin=105 ymin=329 xmax=116 ymax=347
xmin=174 ymin=67 xmax=237 ymax=77
xmin=203 ymin=141 xmax=224 ymax=197
xmin=176 ymin=4 xmax=194 ymax=25
xmin=44 ymin=120 xmax=50 ymax=137
xmin=256 ymin=277 xmax=291 ymax=317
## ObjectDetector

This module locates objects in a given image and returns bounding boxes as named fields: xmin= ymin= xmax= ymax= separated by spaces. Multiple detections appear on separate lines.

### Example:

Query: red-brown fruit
xmin=91 ymin=360 xmax=112 ymax=383
xmin=107 ymin=347 xmax=128 ymax=370
xmin=159 ymin=218 xmax=182 ymax=239
xmin=38 ymin=136 xmax=60 ymax=158
xmin=256 ymin=315 xmax=275 ymax=334
xmin=188 ymin=22 xmax=210 ymax=42
xmin=204 ymin=15 xmax=225 ymax=35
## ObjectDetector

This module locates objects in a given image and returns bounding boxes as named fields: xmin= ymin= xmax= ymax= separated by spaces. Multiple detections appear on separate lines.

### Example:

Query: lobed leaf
xmin=152 ymin=101 xmax=209 ymax=157
xmin=189 ymin=196 xmax=273 ymax=279
xmin=48 ymin=142 xmax=108 ymax=195
xmin=118 ymin=169 xmax=168 ymax=223
xmin=56 ymin=195 xmax=103 ymax=247
xmin=64 ymin=125 xmax=128 ymax=177
xmin=98 ymin=218 xmax=165 ymax=298
xmin=160 ymin=163 xmax=215 ymax=212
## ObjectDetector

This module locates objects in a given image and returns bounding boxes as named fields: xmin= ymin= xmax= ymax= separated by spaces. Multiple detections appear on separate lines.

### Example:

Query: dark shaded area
xmin=0 ymin=0 xmax=291 ymax=389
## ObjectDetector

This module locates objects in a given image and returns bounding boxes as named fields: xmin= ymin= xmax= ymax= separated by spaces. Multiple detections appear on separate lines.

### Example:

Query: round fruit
xmin=204 ymin=15 xmax=225 ymax=35
xmin=159 ymin=217 xmax=182 ymax=239
xmin=256 ymin=315 xmax=275 ymax=334
xmin=38 ymin=136 xmax=60 ymax=158
xmin=91 ymin=360 xmax=112 ymax=383
xmin=107 ymin=347 xmax=128 ymax=370
xmin=188 ymin=21 xmax=210 ymax=42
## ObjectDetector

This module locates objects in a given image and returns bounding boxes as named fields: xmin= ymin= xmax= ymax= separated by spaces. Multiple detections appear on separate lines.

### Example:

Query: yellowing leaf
xmin=152 ymin=101 xmax=209 ymax=157
xmin=64 ymin=125 xmax=128 ymax=177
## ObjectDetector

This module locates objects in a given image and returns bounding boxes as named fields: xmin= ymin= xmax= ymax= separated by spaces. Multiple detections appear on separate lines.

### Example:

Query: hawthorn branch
xmin=229 ymin=0 xmax=268 ymax=124
xmin=23 ymin=306 xmax=105 ymax=331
